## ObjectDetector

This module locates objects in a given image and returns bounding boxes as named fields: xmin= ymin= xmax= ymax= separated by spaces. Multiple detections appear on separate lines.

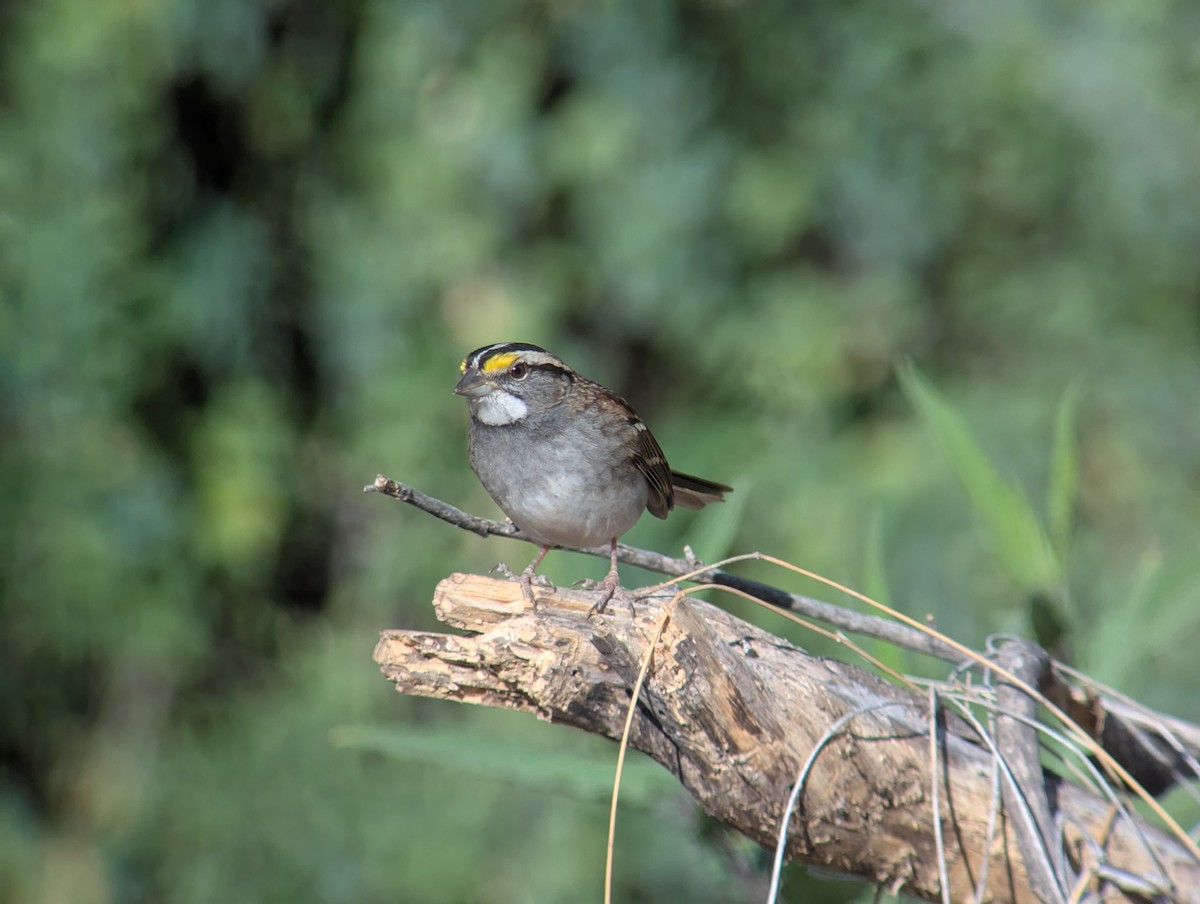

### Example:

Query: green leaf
xmin=685 ymin=475 xmax=748 ymax=567
xmin=862 ymin=507 xmax=892 ymax=608
xmin=898 ymin=364 xmax=1060 ymax=594
xmin=330 ymin=724 xmax=676 ymax=806
xmin=861 ymin=508 xmax=913 ymax=674
xmin=1046 ymin=381 xmax=1082 ymax=566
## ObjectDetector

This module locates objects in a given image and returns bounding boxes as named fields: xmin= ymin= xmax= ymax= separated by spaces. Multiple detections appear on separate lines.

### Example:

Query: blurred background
xmin=3 ymin=1 xmax=1199 ymax=901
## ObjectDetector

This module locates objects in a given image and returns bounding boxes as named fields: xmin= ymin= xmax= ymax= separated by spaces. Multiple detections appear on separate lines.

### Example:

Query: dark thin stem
xmin=366 ymin=475 xmax=955 ymax=661
xmin=990 ymin=638 xmax=1067 ymax=904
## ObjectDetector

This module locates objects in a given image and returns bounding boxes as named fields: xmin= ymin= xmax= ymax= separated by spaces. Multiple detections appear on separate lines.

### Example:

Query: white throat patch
xmin=475 ymin=390 xmax=528 ymax=425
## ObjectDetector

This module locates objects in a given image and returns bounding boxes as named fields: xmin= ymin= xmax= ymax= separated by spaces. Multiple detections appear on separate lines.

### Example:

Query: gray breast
xmin=469 ymin=411 xmax=649 ymax=548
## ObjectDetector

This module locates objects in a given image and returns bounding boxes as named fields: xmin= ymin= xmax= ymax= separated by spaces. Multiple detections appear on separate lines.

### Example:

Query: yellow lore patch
xmin=481 ymin=351 xmax=520 ymax=373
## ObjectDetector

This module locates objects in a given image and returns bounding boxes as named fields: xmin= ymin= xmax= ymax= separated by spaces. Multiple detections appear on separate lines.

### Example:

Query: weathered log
xmin=374 ymin=574 xmax=1199 ymax=902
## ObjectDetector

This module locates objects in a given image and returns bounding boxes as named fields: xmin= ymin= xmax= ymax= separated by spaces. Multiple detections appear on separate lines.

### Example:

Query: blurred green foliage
xmin=3 ymin=0 xmax=1200 ymax=901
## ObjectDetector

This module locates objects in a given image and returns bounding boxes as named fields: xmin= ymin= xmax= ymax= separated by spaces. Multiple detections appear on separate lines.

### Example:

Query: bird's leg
xmin=519 ymin=545 xmax=551 ymax=607
xmin=587 ymin=538 xmax=621 ymax=617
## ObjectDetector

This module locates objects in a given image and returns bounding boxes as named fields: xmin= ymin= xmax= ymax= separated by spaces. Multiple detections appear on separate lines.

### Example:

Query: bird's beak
xmin=454 ymin=371 xmax=491 ymax=398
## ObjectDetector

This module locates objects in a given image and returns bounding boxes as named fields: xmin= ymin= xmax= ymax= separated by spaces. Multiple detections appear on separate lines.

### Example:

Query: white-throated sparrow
xmin=454 ymin=341 xmax=732 ymax=613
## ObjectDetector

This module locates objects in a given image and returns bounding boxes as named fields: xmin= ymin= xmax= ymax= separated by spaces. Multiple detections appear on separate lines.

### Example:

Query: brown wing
xmin=589 ymin=383 xmax=675 ymax=518
xmin=631 ymin=417 xmax=675 ymax=519
xmin=587 ymin=381 xmax=731 ymax=518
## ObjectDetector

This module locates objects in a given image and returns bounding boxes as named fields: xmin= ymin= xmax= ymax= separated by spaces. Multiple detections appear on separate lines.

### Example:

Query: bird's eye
xmin=510 ymin=363 xmax=529 ymax=380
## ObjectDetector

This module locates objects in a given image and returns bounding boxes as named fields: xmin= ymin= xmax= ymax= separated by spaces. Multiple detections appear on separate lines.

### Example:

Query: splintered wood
xmin=374 ymin=574 xmax=1199 ymax=903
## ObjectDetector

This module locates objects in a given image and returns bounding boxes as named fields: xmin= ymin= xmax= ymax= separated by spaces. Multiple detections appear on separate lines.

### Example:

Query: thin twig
xmin=767 ymin=700 xmax=914 ymax=904
xmin=934 ymin=684 xmax=1178 ymax=897
xmin=990 ymin=637 xmax=1067 ymax=903
xmin=928 ymin=686 xmax=951 ymax=904
xmin=606 ymin=597 xmax=677 ymax=904
xmin=366 ymin=475 xmax=954 ymax=660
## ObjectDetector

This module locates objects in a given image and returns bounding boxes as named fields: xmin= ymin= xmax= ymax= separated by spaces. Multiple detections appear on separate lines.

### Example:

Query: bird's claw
xmin=517 ymin=568 xmax=554 ymax=610
xmin=586 ymin=571 xmax=624 ymax=619
xmin=489 ymin=562 xmax=518 ymax=580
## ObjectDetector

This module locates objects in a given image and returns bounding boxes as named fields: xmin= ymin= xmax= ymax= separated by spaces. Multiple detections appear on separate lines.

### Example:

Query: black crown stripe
xmin=467 ymin=342 xmax=549 ymax=370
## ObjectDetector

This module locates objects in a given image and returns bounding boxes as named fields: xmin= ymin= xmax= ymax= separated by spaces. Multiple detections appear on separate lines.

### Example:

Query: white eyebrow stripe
xmin=470 ymin=343 xmax=509 ymax=369
xmin=477 ymin=348 xmax=565 ymax=371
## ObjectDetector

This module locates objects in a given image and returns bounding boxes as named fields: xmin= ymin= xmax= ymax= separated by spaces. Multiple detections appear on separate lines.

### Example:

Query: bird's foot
xmin=586 ymin=569 xmax=625 ymax=618
xmin=517 ymin=568 xmax=554 ymax=609
xmin=518 ymin=571 xmax=536 ymax=608
xmin=489 ymin=562 xmax=518 ymax=580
